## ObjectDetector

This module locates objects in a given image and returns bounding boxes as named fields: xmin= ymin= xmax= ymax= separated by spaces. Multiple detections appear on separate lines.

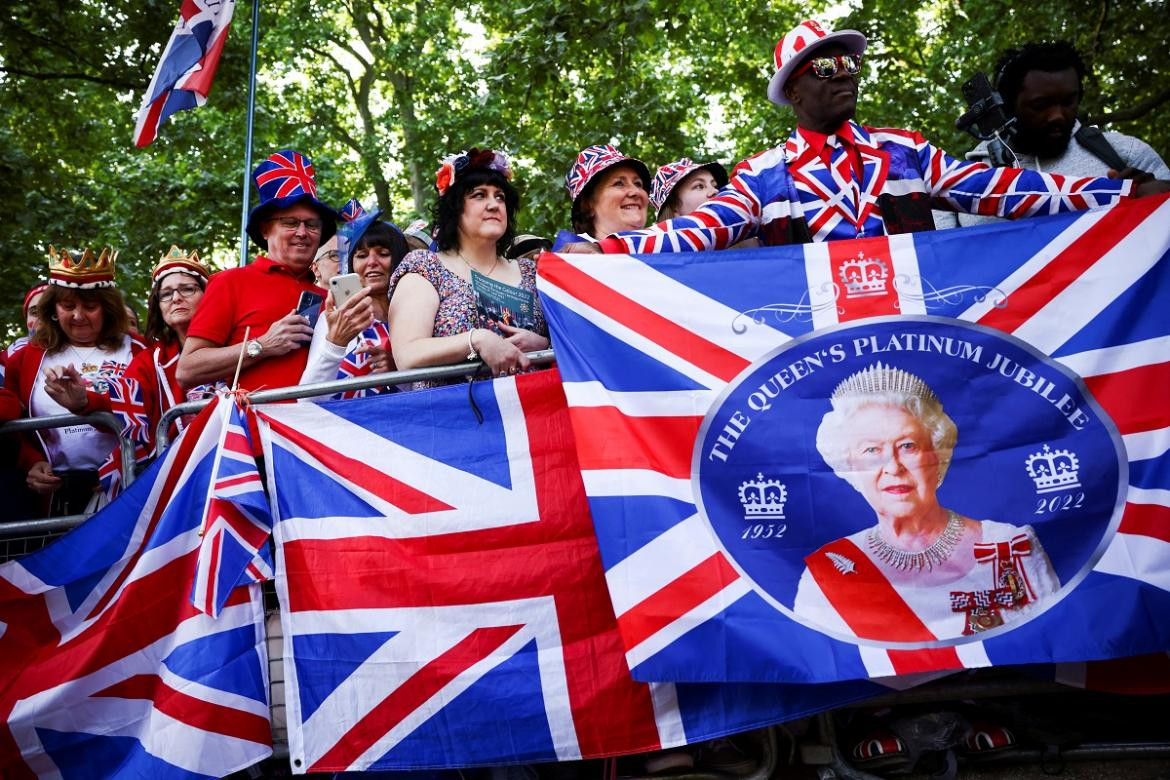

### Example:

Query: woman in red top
xmin=5 ymin=246 xmax=142 ymax=515
xmin=49 ymin=247 xmax=215 ymax=491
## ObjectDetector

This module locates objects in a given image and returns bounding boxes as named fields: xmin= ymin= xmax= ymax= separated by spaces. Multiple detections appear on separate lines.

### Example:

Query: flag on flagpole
xmin=133 ymin=0 xmax=237 ymax=148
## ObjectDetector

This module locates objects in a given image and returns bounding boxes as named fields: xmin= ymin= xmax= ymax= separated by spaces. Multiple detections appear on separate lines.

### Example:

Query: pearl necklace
xmin=867 ymin=511 xmax=963 ymax=572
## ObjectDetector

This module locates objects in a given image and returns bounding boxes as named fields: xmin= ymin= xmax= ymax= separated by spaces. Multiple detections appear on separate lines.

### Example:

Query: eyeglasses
xmin=158 ymin=283 xmax=202 ymax=303
xmin=270 ymin=216 xmax=324 ymax=233
xmin=315 ymin=250 xmax=340 ymax=264
xmin=792 ymin=53 xmax=863 ymax=80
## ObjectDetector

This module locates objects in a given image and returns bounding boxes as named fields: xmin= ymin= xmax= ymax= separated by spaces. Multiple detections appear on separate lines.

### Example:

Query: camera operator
xmin=939 ymin=41 xmax=1168 ymax=229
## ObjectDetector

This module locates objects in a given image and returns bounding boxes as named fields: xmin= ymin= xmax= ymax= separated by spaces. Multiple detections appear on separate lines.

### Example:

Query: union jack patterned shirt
xmin=599 ymin=121 xmax=1134 ymax=252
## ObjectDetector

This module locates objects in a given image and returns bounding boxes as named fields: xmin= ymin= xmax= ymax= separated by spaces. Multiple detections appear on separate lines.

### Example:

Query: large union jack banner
xmin=257 ymin=371 xmax=876 ymax=773
xmin=0 ymin=397 xmax=271 ymax=777
xmin=537 ymin=195 xmax=1170 ymax=684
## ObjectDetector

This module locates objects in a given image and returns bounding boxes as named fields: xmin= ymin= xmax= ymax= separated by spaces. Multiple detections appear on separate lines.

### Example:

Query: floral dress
xmin=388 ymin=250 xmax=547 ymax=390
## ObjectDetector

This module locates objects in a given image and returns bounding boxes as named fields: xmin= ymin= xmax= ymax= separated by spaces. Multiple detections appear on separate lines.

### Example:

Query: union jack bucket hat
xmin=767 ymin=20 xmax=867 ymax=107
xmin=246 ymin=149 xmax=339 ymax=250
xmin=649 ymin=158 xmax=729 ymax=217
xmin=564 ymin=144 xmax=651 ymax=208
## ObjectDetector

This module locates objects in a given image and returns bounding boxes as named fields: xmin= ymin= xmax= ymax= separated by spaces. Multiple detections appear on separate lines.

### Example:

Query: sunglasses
xmin=792 ymin=53 xmax=863 ymax=80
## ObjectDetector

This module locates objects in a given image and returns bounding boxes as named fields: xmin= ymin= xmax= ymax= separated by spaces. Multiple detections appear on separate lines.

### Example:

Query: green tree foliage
xmin=1 ymin=0 xmax=1166 ymax=338
xmin=843 ymin=0 xmax=1170 ymax=155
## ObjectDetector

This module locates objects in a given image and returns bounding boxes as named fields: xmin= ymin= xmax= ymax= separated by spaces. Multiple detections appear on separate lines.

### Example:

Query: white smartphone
xmin=329 ymin=273 xmax=363 ymax=308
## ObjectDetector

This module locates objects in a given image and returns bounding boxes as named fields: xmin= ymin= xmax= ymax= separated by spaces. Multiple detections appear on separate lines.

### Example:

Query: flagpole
xmin=238 ymin=0 xmax=260 ymax=267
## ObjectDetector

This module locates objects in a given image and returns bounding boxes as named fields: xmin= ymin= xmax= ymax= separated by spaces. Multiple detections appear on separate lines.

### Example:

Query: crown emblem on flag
xmin=48 ymin=246 xmax=118 ymax=289
xmin=839 ymin=253 xmax=888 ymax=298
xmin=1025 ymin=444 xmax=1081 ymax=494
xmin=738 ymin=473 xmax=788 ymax=520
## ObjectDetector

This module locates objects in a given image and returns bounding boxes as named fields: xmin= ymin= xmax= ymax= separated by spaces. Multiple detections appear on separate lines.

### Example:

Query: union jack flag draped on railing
xmin=0 ymin=396 xmax=271 ymax=777
xmin=133 ymin=0 xmax=236 ymax=148
xmin=537 ymin=194 xmax=1170 ymax=684
xmin=255 ymin=372 xmax=876 ymax=773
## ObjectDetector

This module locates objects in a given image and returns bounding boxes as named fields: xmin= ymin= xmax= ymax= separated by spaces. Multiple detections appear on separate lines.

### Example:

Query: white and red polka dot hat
xmin=767 ymin=20 xmax=867 ymax=107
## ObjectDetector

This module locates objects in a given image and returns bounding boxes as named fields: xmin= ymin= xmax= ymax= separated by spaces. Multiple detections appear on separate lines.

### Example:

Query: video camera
xmin=955 ymin=72 xmax=1019 ymax=167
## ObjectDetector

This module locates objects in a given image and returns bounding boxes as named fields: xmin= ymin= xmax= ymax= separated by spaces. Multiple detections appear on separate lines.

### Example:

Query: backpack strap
xmin=1074 ymin=125 xmax=1128 ymax=171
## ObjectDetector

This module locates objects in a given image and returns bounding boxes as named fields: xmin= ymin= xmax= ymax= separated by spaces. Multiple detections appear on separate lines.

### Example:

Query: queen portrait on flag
xmin=792 ymin=362 xmax=1060 ymax=643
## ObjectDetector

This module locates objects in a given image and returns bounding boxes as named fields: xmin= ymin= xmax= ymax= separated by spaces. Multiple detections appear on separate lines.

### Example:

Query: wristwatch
xmin=245 ymin=339 xmax=263 ymax=358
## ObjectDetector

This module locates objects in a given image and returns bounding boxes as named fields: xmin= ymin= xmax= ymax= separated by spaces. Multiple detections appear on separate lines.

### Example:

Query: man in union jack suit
xmin=571 ymin=20 xmax=1169 ymax=253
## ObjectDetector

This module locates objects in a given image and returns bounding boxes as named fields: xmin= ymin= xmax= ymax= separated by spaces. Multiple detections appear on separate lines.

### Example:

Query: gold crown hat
xmin=152 ymin=245 xmax=211 ymax=283
xmin=47 ymin=246 xmax=118 ymax=289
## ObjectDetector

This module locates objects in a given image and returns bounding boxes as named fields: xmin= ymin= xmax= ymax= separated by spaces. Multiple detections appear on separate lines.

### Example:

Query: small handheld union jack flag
xmin=106 ymin=376 xmax=151 ymax=445
xmin=96 ymin=440 xmax=152 ymax=503
xmin=191 ymin=398 xmax=273 ymax=617
xmin=335 ymin=322 xmax=395 ymax=399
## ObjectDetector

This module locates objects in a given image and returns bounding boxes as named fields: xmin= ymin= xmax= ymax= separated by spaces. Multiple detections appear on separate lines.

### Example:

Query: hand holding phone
xmin=296 ymin=290 xmax=324 ymax=330
xmin=330 ymin=273 xmax=363 ymax=309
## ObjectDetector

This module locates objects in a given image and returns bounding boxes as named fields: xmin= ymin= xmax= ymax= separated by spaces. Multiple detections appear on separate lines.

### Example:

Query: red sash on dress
xmin=806 ymin=538 xmax=963 ymax=674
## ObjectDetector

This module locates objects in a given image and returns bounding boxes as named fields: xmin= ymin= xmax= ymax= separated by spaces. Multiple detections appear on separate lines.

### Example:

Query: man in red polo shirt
xmin=179 ymin=150 xmax=338 ymax=392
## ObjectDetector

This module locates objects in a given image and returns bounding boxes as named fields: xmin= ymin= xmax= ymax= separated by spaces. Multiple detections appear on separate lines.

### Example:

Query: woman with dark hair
xmin=46 ymin=248 xmax=215 ymax=484
xmin=4 ymin=246 xmax=143 ymax=515
xmin=301 ymin=217 xmax=410 ymax=399
xmin=388 ymin=149 xmax=548 ymax=390
xmin=551 ymin=144 xmax=651 ymax=250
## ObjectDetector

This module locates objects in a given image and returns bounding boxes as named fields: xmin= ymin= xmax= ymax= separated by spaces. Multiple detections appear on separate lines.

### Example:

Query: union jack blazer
xmin=599 ymin=121 xmax=1133 ymax=251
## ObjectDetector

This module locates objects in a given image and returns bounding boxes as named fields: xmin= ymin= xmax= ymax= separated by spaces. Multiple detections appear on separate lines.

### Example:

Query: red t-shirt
xmin=186 ymin=256 xmax=324 ymax=392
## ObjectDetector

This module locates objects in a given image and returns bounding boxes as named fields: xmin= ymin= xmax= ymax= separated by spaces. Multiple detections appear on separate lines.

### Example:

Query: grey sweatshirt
xmin=933 ymin=120 xmax=1169 ymax=229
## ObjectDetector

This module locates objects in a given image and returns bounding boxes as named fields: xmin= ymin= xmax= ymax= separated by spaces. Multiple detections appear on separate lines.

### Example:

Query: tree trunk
xmin=388 ymin=70 xmax=428 ymax=217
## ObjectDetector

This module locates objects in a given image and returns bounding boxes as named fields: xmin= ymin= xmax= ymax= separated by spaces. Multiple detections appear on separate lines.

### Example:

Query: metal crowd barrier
xmin=0 ymin=353 xmax=557 ymax=547
xmin=155 ymin=349 xmax=558 ymax=449
xmin=0 ymin=411 xmax=136 ymax=546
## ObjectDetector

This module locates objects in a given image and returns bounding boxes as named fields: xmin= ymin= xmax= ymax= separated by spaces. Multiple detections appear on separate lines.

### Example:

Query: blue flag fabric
xmin=537 ymin=195 xmax=1170 ymax=684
